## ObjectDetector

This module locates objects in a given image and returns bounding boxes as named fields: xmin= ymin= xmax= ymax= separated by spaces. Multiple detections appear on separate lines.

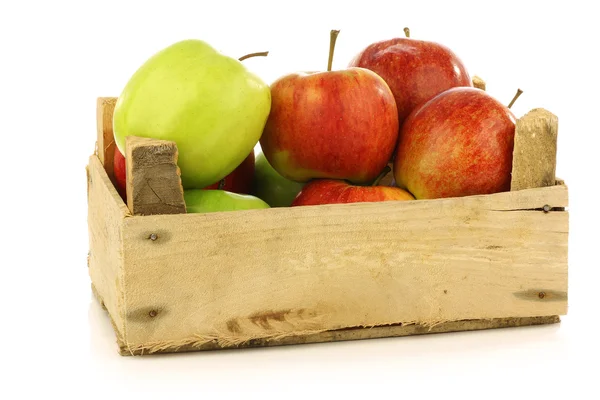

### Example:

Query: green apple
xmin=113 ymin=39 xmax=271 ymax=189
xmin=184 ymin=190 xmax=270 ymax=213
xmin=252 ymin=151 xmax=305 ymax=207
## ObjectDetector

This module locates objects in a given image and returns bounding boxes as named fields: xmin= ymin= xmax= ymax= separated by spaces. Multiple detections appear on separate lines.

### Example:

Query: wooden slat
xmin=511 ymin=108 xmax=559 ymax=191
xmin=96 ymin=97 xmax=118 ymax=180
xmin=472 ymin=75 xmax=486 ymax=90
xmin=116 ymin=184 xmax=568 ymax=354
xmin=125 ymin=136 xmax=186 ymax=216
xmin=87 ymin=155 xmax=130 ymax=342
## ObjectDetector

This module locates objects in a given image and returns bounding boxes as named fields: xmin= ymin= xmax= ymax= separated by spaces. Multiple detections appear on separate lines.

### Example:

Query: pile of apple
xmin=111 ymin=29 xmax=517 ymax=213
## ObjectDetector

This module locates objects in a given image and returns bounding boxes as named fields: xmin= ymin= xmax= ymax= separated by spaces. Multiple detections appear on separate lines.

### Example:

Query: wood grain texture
xmin=511 ymin=108 xmax=559 ymax=191
xmin=116 ymin=314 xmax=560 ymax=356
xmin=472 ymin=76 xmax=486 ymax=90
xmin=96 ymin=97 xmax=118 ymax=180
xmin=125 ymin=136 xmax=186 ymax=216
xmin=87 ymin=155 xmax=130 ymax=342
xmin=117 ymin=184 xmax=568 ymax=354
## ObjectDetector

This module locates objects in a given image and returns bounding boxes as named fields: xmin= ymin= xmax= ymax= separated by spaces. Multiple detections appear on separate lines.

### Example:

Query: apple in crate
xmin=260 ymin=30 xmax=399 ymax=185
xmin=349 ymin=28 xmax=472 ymax=125
xmin=112 ymin=39 xmax=271 ymax=189
xmin=394 ymin=87 xmax=516 ymax=199
xmin=292 ymin=169 xmax=414 ymax=206
xmin=251 ymin=151 xmax=305 ymax=207
xmin=184 ymin=190 xmax=269 ymax=213
xmin=203 ymin=151 xmax=255 ymax=194
xmin=113 ymin=147 xmax=127 ymax=200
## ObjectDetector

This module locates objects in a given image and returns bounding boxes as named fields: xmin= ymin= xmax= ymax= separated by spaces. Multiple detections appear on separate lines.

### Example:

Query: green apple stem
xmin=327 ymin=29 xmax=340 ymax=71
xmin=372 ymin=165 xmax=392 ymax=186
xmin=508 ymin=88 xmax=523 ymax=109
xmin=404 ymin=27 xmax=410 ymax=38
xmin=238 ymin=51 xmax=269 ymax=61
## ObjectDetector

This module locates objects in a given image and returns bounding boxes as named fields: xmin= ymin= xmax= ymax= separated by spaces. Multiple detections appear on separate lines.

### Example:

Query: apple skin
xmin=349 ymin=37 xmax=472 ymax=125
xmin=251 ymin=151 xmax=305 ymax=207
xmin=113 ymin=147 xmax=127 ymax=200
xmin=184 ymin=190 xmax=269 ymax=213
xmin=113 ymin=39 xmax=271 ymax=189
xmin=291 ymin=179 xmax=414 ymax=206
xmin=394 ymin=87 xmax=516 ymax=200
xmin=203 ymin=151 xmax=255 ymax=194
xmin=260 ymin=68 xmax=399 ymax=184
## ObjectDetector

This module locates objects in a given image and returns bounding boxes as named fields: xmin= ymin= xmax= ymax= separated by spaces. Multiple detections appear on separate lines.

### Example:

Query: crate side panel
xmin=121 ymin=185 xmax=568 ymax=352
xmin=87 ymin=155 xmax=129 ymax=339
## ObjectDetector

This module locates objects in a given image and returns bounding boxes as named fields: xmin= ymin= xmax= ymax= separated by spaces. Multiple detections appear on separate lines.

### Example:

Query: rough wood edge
xmin=96 ymin=97 xmax=118 ymax=182
xmin=91 ymin=283 xmax=559 ymax=356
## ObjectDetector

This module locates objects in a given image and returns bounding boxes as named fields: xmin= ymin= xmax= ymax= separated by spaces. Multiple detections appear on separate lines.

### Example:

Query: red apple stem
xmin=508 ymin=88 xmax=523 ymax=109
xmin=404 ymin=27 xmax=410 ymax=38
xmin=218 ymin=179 xmax=226 ymax=190
xmin=238 ymin=51 xmax=269 ymax=61
xmin=327 ymin=29 xmax=340 ymax=71
xmin=372 ymin=165 xmax=392 ymax=186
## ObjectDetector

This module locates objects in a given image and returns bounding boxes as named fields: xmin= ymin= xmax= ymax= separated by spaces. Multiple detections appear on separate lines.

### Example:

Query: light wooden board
xmin=511 ymin=108 xmax=559 ymax=191
xmin=96 ymin=97 xmax=118 ymax=180
xmin=125 ymin=136 xmax=186 ymax=216
xmin=87 ymin=155 xmax=130 ymax=341
xmin=116 ymin=182 xmax=568 ymax=354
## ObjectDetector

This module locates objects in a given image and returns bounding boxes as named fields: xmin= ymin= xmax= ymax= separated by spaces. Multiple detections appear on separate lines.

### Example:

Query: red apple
xmin=203 ymin=151 xmax=255 ymax=194
xmin=260 ymin=30 xmax=399 ymax=185
xmin=113 ymin=148 xmax=256 ymax=199
xmin=113 ymin=147 xmax=127 ymax=200
xmin=349 ymin=29 xmax=472 ymax=125
xmin=292 ymin=175 xmax=414 ymax=206
xmin=394 ymin=87 xmax=516 ymax=199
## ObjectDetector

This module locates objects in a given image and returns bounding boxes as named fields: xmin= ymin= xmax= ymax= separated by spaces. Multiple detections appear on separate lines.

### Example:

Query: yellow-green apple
xmin=184 ymin=189 xmax=269 ymax=213
xmin=349 ymin=28 xmax=472 ymax=126
xmin=394 ymin=87 xmax=516 ymax=199
xmin=113 ymin=40 xmax=271 ymax=189
xmin=292 ymin=167 xmax=414 ymax=206
xmin=260 ymin=30 xmax=399 ymax=185
xmin=203 ymin=151 xmax=255 ymax=194
xmin=251 ymin=150 xmax=305 ymax=207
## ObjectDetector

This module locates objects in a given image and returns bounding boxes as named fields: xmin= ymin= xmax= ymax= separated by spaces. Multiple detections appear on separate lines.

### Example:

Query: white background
xmin=1 ymin=0 xmax=598 ymax=398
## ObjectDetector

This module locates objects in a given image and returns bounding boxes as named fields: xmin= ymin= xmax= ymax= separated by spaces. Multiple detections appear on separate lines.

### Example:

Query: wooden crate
xmin=88 ymin=98 xmax=568 ymax=356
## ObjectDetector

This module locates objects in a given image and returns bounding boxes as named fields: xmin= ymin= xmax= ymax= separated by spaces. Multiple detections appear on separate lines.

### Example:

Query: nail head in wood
xmin=149 ymin=310 xmax=158 ymax=318
xmin=149 ymin=233 xmax=158 ymax=241
xmin=543 ymin=204 xmax=551 ymax=213
xmin=538 ymin=292 xmax=546 ymax=299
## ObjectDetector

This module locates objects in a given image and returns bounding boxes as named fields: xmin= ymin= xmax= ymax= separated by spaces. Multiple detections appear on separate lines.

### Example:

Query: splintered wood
xmin=511 ymin=108 xmax=559 ymax=191
xmin=125 ymin=136 xmax=186 ymax=216
xmin=472 ymin=76 xmax=486 ymax=90
xmin=96 ymin=97 xmax=118 ymax=179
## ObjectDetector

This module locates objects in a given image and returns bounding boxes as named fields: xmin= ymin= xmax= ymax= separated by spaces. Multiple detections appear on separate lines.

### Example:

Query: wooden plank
xmin=117 ymin=314 xmax=560 ymax=356
xmin=117 ymin=184 xmax=568 ymax=354
xmin=472 ymin=75 xmax=486 ymax=90
xmin=511 ymin=108 xmax=559 ymax=191
xmin=87 ymin=155 xmax=130 ymax=342
xmin=125 ymin=136 xmax=186 ymax=216
xmin=96 ymin=97 xmax=118 ymax=180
